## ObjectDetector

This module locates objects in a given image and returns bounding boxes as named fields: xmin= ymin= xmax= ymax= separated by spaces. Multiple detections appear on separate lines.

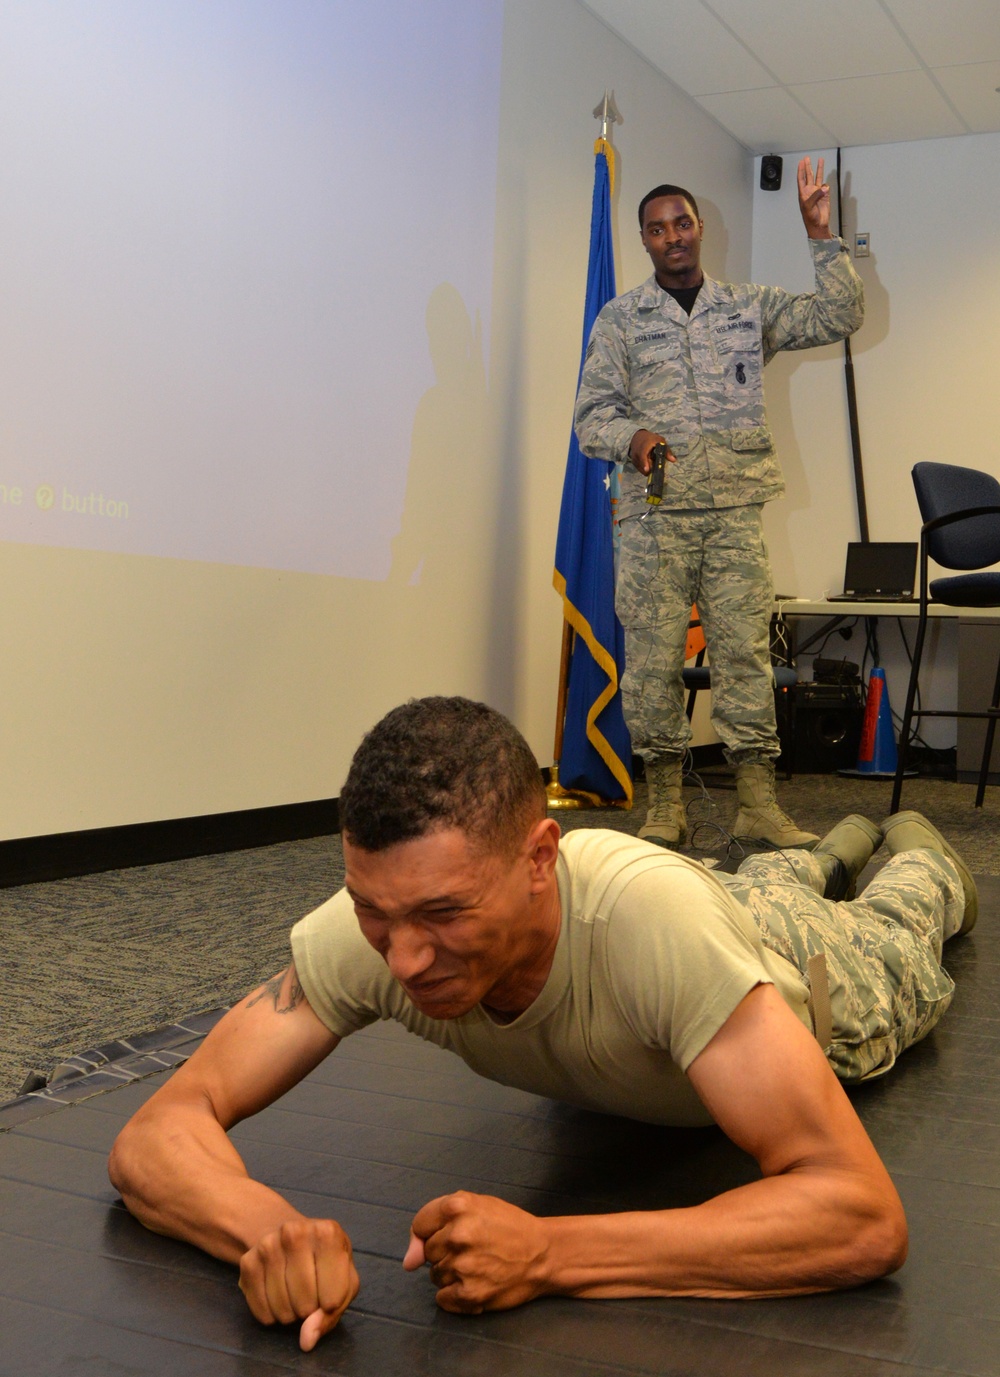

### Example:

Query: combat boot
xmin=732 ymin=761 xmax=818 ymax=849
xmin=881 ymin=810 xmax=978 ymax=936
xmin=812 ymin=815 xmax=883 ymax=900
xmin=638 ymin=755 xmax=687 ymax=848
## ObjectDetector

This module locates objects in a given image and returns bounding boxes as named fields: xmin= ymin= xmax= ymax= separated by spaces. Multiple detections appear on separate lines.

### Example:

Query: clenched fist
xmin=404 ymin=1190 xmax=552 ymax=1313
xmin=239 ymin=1217 xmax=360 ymax=1351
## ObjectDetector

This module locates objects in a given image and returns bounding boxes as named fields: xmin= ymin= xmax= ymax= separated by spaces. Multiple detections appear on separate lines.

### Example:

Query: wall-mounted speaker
xmin=760 ymin=154 xmax=783 ymax=191
xmin=791 ymin=683 xmax=862 ymax=773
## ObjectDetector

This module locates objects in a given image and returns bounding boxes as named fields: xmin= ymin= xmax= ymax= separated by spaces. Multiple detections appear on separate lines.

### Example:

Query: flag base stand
xmin=836 ymin=768 xmax=917 ymax=780
xmin=546 ymin=765 xmax=630 ymax=810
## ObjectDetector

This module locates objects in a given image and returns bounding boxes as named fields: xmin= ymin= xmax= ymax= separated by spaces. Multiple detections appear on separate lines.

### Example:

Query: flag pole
xmin=546 ymin=622 xmax=600 ymax=809
xmin=552 ymin=619 xmax=573 ymax=765
xmin=593 ymin=89 xmax=622 ymax=142
xmin=547 ymin=91 xmax=630 ymax=811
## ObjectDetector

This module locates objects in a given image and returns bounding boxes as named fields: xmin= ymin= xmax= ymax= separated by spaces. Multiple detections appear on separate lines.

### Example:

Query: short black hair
xmin=340 ymin=697 xmax=547 ymax=857
xmin=638 ymin=184 xmax=700 ymax=229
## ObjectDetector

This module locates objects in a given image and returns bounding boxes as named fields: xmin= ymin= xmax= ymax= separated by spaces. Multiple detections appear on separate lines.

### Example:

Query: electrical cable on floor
xmin=679 ymin=753 xmax=818 ymax=876
xmin=680 ymin=754 xmax=745 ymax=861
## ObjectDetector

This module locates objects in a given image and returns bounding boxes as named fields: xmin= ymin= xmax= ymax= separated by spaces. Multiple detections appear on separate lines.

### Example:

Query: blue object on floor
xmin=857 ymin=666 xmax=898 ymax=775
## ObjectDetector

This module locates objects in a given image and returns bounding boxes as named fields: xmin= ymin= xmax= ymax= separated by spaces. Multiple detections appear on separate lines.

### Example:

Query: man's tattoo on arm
xmin=246 ymin=963 xmax=306 ymax=1014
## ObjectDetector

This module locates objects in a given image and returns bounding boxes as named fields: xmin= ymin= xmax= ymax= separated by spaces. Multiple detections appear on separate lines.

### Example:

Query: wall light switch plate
xmin=854 ymin=232 xmax=870 ymax=258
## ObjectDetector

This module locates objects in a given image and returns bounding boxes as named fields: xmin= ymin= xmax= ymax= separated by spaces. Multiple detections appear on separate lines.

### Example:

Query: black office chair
xmin=891 ymin=461 xmax=1000 ymax=812
xmin=682 ymin=655 xmax=797 ymax=721
xmin=683 ymin=621 xmax=798 ymax=776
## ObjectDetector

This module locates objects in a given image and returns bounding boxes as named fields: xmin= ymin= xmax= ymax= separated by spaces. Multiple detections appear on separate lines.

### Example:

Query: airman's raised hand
xmin=798 ymin=156 xmax=833 ymax=240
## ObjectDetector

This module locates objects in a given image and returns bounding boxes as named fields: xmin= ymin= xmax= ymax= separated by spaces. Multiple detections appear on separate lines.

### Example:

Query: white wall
xmin=0 ymin=0 xmax=750 ymax=840
xmin=752 ymin=133 xmax=1000 ymax=745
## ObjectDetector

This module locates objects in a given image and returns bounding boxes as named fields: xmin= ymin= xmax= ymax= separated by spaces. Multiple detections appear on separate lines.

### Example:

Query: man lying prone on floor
xmin=110 ymin=696 xmax=976 ymax=1351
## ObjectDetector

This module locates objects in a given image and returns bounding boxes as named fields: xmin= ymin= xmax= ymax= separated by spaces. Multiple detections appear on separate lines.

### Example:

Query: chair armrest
xmin=921 ymin=505 xmax=1000 ymax=535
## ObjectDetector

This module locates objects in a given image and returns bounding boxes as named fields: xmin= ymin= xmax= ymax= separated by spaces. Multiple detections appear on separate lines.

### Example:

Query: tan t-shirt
xmin=291 ymin=828 xmax=811 ymax=1128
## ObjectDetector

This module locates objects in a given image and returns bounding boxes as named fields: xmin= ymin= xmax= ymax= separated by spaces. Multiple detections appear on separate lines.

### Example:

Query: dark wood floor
xmin=2 ymin=877 xmax=998 ymax=1376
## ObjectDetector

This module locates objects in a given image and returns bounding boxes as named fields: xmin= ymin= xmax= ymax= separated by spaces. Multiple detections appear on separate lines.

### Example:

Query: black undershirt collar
xmin=663 ymin=279 xmax=703 ymax=315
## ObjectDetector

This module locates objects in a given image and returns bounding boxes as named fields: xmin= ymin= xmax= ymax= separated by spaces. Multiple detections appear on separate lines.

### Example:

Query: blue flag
xmin=552 ymin=144 xmax=632 ymax=804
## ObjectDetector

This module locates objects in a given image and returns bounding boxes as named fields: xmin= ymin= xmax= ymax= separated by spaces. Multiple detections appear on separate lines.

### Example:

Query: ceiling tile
xmin=790 ymin=69 xmax=968 ymax=145
xmin=882 ymin=0 xmax=1000 ymax=68
xmin=705 ymin=0 xmax=919 ymax=84
xmin=933 ymin=61 xmax=1000 ymax=133
xmin=695 ymin=86 xmax=836 ymax=154
xmin=581 ymin=0 xmax=1000 ymax=147
xmin=582 ymin=0 xmax=773 ymax=93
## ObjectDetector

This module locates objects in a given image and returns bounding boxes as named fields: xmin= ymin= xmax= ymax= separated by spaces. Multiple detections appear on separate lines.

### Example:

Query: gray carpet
xmin=2 ymin=769 xmax=997 ymax=1105
xmin=1 ymin=836 xmax=344 ymax=1105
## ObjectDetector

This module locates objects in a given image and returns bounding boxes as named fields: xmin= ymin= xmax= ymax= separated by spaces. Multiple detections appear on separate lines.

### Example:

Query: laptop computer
xmin=827 ymin=541 xmax=918 ymax=602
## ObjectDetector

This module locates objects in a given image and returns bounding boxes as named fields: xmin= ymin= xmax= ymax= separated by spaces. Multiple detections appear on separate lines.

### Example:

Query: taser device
xmin=645 ymin=443 xmax=668 ymax=505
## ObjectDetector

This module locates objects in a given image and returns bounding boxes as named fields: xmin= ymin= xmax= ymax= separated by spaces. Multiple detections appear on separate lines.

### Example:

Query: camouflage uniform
xmin=720 ymin=847 xmax=962 ymax=1080
xmin=574 ymin=238 xmax=864 ymax=763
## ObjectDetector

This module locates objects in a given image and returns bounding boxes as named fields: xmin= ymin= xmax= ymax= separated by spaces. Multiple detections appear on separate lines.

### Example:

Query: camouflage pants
xmin=720 ymin=848 xmax=962 ymax=1081
xmin=616 ymin=504 xmax=777 ymax=764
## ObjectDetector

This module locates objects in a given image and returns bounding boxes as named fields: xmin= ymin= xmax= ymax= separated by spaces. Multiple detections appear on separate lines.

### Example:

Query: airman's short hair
xmin=340 ymin=697 xmax=547 ymax=858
